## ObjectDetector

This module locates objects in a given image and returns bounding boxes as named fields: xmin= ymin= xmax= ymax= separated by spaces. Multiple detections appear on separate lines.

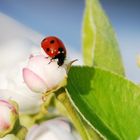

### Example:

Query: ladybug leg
xmin=48 ymin=58 xmax=53 ymax=64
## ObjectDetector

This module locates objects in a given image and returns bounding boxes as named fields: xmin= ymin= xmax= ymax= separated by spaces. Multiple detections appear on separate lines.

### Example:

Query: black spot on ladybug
xmin=46 ymin=48 xmax=50 ymax=52
xmin=50 ymin=40 xmax=55 ymax=44
xmin=58 ymin=47 xmax=64 ymax=52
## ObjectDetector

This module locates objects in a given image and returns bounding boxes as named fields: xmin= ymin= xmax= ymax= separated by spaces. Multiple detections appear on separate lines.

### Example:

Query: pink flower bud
xmin=26 ymin=118 xmax=76 ymax=140
xmin=23 ymin=55 xmax=67 ymax=93
xmin=0 ymin=99 xmax=18 ymax=137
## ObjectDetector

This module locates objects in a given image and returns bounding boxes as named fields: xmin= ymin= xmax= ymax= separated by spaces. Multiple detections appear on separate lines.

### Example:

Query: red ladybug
xmin=41 ymin=36 xmax=66 ymax=66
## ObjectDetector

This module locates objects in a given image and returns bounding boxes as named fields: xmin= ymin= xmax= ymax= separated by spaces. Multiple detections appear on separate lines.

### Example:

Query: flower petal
xmin=0 ymin=134 xmax=19 ymax=140
xmin=0 ymin=88 xmax=42 ymax=114
xmin=26 ymin=118 xmax=76 ymax=140
xmin=23 ymin=68 xmax=47 ymax=93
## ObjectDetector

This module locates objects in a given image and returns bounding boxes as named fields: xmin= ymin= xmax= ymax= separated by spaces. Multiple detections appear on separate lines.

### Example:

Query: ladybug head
xmin=41 ymin=36 xmax=66 ymax=58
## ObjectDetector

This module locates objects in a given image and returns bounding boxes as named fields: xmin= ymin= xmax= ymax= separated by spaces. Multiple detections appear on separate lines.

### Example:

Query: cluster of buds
xmin=0 ymin=36 xmax=78 ymax=139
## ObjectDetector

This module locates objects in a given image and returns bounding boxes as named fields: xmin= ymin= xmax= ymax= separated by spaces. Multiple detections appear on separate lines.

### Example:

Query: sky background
xmin=0 ymin=0 xmax=140 ymax=81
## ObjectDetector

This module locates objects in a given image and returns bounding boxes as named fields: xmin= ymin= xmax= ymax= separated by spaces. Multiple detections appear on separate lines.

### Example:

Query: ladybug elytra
xmin=41 ymin=36 xmax=66 ymax=66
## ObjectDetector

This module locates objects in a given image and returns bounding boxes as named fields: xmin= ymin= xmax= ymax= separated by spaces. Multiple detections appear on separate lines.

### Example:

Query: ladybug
xmin=41 ymin=36 xmax=66 ymax=66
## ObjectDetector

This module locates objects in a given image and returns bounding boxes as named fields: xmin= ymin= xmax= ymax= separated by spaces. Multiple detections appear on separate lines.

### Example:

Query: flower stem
xmin=16 ymin=126 xmax=27 ymax=140
xmin=56 ymin=88 xmax=89 ymax=140
xmin=32 ymin=93 xmax=54 ymax=123
xmin=11 ymin=119 xmax=27 ymax=140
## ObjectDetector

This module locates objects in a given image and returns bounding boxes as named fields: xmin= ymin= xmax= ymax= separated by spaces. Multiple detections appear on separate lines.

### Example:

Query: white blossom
xmin=23 ymin=55 xmax=67 ymax=93
xmin=26 ymin=118 xmax=76 ymax=140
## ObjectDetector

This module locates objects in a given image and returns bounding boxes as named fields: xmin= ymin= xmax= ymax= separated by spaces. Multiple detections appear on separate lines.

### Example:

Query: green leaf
xmin=67 ymin=66 xmax=140 ymax=140
xmin=82 ymin=0 xmax=125 ymax=75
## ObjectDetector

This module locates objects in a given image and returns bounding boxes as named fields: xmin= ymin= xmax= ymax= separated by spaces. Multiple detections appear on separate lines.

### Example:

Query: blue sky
xmin=0 ymin=0 xmax=139 ymax=50
xmin=0 ymin=0 xmax=140 ymax=81
xmin=0 ymin=0 xmax=84 ymax=51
